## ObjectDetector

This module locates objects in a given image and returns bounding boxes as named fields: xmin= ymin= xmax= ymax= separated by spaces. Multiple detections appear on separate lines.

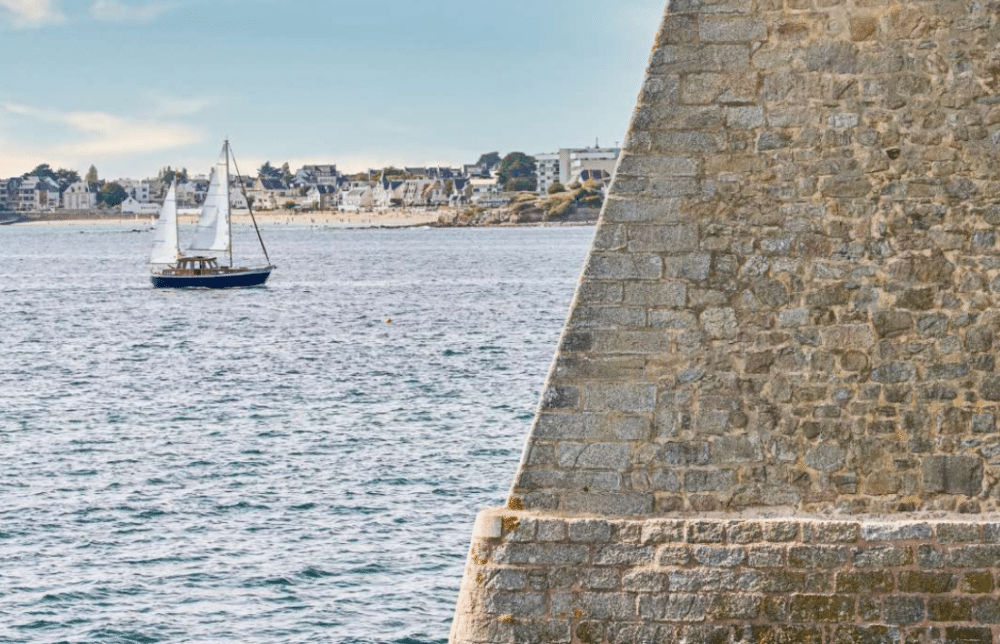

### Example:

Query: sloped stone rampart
xmin=450 ymin=0 xmax=1000 ymax=640
xmin=509 ymin=0 xmax=1000 ymax=516
xmin=453 ymin=514 xmax=1000 ymax=644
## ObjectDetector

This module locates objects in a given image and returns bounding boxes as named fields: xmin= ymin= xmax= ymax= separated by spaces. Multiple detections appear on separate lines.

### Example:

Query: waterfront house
xmin=0 ymin=179 xmax=14 ymax=211
xmin=176 ymin=179 xmax=209 ymax=207
xmin=16 ymin=176 xmax=61 ymax=212
xmin=118 ymin=180 xmax=151 ymax=203
xmin=303 ymin=185 xmax=339 ymax=210
xmin=373 ymin=180 xmax=405 ymax=209
xmin=470 ymin=178 xmax=502 ymax=204
xmin=340 ymin=186 xmax=373 ymax=212
xmin=296 ymin=164 xmax=340 ymax=186
xmin=423 ymin=178 xmax=472 ymax=207
xmin=121 ymin=196 xmax=160 ymax=216
xmin=229 ymin=186 xmax=249 ymax=210
xmin=249 ymin=177 xmax=293 ymax=210
xmin=400 ymin=179 xmax=435 ymax=207
xmin=63 ymin=181 xmax=97 ymax=210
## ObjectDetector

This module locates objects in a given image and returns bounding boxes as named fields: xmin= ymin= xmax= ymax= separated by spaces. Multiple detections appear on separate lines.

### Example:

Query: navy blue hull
xmin=151 ymin=268 xmax=272 ymax=289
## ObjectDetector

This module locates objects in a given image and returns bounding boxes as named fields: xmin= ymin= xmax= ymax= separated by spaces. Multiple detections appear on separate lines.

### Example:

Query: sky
xmin=0 ymin=0 xmax=665 ymax=180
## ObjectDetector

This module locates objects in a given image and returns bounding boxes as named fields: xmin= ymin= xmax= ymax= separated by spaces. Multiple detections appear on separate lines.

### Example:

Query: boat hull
xmin=151 ymin=267 xmax=272 ymax=289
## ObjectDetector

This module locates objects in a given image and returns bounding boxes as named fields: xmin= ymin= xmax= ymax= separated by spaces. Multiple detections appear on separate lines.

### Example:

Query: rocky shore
xmin=435 ymin=184 xmax=605 ymax=227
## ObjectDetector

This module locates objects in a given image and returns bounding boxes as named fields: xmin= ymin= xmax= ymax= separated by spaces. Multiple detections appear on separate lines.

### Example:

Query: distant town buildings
xmin=0 ymin=144 xmax=617 ymax=215
xmin=534 ymin=146 xmax=621 ymax=194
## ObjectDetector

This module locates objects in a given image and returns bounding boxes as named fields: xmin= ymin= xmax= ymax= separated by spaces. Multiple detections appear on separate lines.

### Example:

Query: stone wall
xmin=513 ymin=0 xmax=1000 ymax=517
xmin=450 ymin=0 xmax=1000 ymax=640
xmin=454 ymin=514 xmax=1000 ymax=644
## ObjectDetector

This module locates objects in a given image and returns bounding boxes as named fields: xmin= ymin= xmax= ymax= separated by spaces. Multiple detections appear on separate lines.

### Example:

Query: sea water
xmin=0 ymin=223 xmax=593 ymax=644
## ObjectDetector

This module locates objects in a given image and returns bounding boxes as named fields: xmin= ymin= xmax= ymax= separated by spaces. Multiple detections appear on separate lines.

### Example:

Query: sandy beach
xmin=16 ymin=208 xmax=448 ymax=228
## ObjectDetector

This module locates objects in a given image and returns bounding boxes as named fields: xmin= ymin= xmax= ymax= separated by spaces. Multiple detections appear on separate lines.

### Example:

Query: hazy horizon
xmin=1 ymin=0 xmax=664 ymax=180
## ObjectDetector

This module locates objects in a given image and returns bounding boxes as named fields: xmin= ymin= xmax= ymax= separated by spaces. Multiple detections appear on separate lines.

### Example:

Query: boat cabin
xmin=171 ymin=256 xmax=222 ymax=275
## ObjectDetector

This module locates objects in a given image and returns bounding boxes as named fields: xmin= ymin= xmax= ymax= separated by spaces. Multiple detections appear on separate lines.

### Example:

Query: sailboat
xmin=149 ymin=140 xmax=274 ymax=288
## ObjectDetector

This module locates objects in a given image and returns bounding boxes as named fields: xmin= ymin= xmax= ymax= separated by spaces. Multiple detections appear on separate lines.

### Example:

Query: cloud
xmin=0 ymin=0 xmax=66 ymax=28
xmin=146 ymin=93 xmax=216 ymax=118
xmin=89 ymin=0 xmax=174 ymax=23
xmin=3 ymin=102 xmax=204 ymax=160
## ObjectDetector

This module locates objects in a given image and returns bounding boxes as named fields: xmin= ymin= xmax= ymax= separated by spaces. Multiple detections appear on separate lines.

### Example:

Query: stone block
xmin=788 ymin=545 xmax=848 ymax=568
xmin=882 ymin=596 xmax=925 ymax=625
xmin=687 ymin=521 xmax=726 ymax=543
xmin=963 ymin=571 xmax=994 ymax=594
xmin=701 ymin=307 xmax=737 ymax=339
xmin=593 ymin=544 xmax=655 ymax=566
xmin=897 ymin=571 xmax=957 ymax=594
xmin=626 ymin=224 xmax=699 ymax=253
xmin=852 ymin=545 xmax=912 ymax=567
xmin=860 ymin=523 xmax=933 ymax=541
xmin=836 ymin=571 xmax=895 ymax=593
xmin=638 ymin=594 xmax=707 ymax=622
xmin=582 ymin=383 xmax=657 ymax=413
xmin=693 ymin=546 xmax=746 ymax=567
xmin=710 ymin=594 xmax=762 ymax=620
xmin=747 ymin=545 xmax=785 ymax=567
xmin=927 ymin=597 xmax=972 ymax=622
xmin=790 ymin=595 xmax=855 ymax=622
xmin=699 ymin=16 xmax=767 ymax=42
xmin=922 ymin=456 xmax=983 ymax=496
xmin=945 ymin=627 xmax=992 ymax=644
xmin=585 ymin=254 xmax=662 ymax=280
xmin=947 ymin=545 xmax=1000 ymax=568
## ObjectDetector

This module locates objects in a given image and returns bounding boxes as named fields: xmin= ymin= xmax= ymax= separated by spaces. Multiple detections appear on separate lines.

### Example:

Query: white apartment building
xmin=16 ymin=177 xmax=61 ymax=211
xmin=535 ymin=153 xmax=562 ymax=195
xmin=535 ymin=147 xmax=621 ymax=194
xmin=119 ymin=180 xmax=151 ymax=203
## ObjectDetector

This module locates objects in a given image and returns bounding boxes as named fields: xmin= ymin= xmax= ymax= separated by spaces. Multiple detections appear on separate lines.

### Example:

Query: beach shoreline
xmin=13 ymin=208 xmax=447 ymax=228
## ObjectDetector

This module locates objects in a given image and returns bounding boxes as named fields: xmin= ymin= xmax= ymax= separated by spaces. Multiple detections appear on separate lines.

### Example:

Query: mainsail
xmin=187 ymin=144 xmax=230 ymax=256
xmin=149 ymin=181 xmax=179 ymax=265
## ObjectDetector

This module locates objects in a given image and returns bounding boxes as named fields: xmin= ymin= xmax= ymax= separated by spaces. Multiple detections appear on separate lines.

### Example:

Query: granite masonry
xmin=450 ymin=0 xmax=1000 ymax=642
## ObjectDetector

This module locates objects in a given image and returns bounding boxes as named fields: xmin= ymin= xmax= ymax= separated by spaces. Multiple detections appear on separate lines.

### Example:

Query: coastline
xmin=9 ymin=207 xmax=599 ymax=229
xmin=13 ymin=208 xmax=446 ymax=228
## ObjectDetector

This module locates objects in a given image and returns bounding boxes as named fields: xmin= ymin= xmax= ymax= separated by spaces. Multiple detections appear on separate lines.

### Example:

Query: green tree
xmin=445 ymin=179 xmax=455 ymax=196
xmin=497 ymin=152 xmax=537 ymax=190
xmin=506 ymin=176 xmax=538 ymax=192
xmin=548 ymin=182 xmax=566 ymax=194
xmin=23 ymin=163 xmax=58 ymax=182
xmin=85 ymin=165 xmax=99 ymax=184
xmin=55 ymin=169 xmax=81 ymax=192
xmin=159 ymin=166 xmax=188 ymax=184
xmin=381 ymin=166 xmax=409 ymax=180
xmin=476 ymin=152 xmax=501 ymax=168
xmin=281 ymin=162 xmax=293 ymax=183
xmin=98 ymin=182 xmax=128 ymax=207
xmin=259 ymin=161 xmax=282 ymax=179
xmin=284 ymin=200 xmax=297 ymax=210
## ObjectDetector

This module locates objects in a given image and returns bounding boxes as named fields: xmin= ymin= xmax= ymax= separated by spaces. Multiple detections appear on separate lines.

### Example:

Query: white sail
xmin=187 ymin=144 xmax=230 ymax=255
xmin=150 ymin=182 xmax=179 ymax=265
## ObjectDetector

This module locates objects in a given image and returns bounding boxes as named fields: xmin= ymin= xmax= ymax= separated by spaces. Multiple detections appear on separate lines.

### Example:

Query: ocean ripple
xmin=0 ymin=224 xmax=592 ymax=643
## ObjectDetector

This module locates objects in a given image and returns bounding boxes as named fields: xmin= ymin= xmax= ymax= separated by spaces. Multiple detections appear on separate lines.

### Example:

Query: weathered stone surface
xmin=452 ymin=0 xmax=1000 ymax=642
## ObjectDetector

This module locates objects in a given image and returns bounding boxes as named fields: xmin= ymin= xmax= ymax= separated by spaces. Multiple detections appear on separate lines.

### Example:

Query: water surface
xmin=0 ymin=223 xmax=593 ymax=644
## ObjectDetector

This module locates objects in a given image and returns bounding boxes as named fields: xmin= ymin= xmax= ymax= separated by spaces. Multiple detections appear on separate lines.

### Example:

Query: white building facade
xmin=534 ymin=147 xmax=621 ymax=194
xmin=63 ymin=181 xmax=97 ymax=210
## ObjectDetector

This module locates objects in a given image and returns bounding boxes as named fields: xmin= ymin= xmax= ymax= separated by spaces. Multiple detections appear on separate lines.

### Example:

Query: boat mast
xmin=229 ymin=143 xmax=272 ymax=266
xmin=225 ymin=139 xmax=233 ymax=268
xmin=173 ymin=179 xmax=180 ymax=262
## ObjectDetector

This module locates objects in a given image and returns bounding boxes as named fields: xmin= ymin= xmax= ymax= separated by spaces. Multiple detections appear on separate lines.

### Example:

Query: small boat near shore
xmin=150 ymin=140 xmax=274 ymax=288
